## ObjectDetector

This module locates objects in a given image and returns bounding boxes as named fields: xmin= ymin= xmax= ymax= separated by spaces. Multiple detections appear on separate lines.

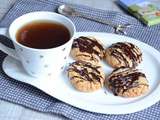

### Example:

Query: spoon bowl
xmin=58 ymin=5 xmax=77 ymax=16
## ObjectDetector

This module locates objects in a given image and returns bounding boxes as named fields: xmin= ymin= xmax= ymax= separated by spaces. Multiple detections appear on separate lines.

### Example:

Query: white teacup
xmin=0 ymin=11 xmax=76 ymax=78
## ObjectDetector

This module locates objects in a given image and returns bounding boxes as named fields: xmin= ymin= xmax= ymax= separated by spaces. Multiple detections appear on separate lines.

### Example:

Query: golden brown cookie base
xmin=68 ymin=61 xmax=105 ymax=92
xmin=104 ymin=42 xmax=142 ymax=68
xmin=71 ymin=36 xmax=105 ymax=64
xmin=70 ymin=78 xmax=103 ymax=92
xmin=105 ymin=67 xmax=149 ymax=97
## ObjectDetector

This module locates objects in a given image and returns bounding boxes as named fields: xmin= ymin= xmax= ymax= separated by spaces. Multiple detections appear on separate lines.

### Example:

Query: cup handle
xmin=0 ymin=27 xmax=19 ymax=60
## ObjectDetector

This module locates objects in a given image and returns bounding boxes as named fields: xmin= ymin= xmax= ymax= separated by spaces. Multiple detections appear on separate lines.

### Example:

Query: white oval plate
xmin=2 ymin=32 xmax=160 ymax=114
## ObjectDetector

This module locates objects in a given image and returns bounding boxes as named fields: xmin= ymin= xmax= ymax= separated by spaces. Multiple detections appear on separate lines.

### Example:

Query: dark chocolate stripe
xmin=80 ymin=36 xmax=104 ymax=52
xmin=109 ymin=42 xmax=142 ymax=67
xmin=112 ymin=67 xmax=138 ymax=77
xmin=111 ymin=49 xmax=129 ymax=67
xmin=75 ymin=54 xmax=98 ymax=62
xmin=72 ymin=36 xmax=104 ymax=59
xmin=108 ymin=68 xmax=146 ymax=95
xmin=72 ymin=61 xmax=101 ymax=74
xmin=68 ymin=61 xmax=102 ymax=82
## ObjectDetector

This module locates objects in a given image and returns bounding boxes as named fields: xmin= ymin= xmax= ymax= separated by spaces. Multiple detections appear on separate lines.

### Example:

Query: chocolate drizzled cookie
xmin=68 ymin=61 xmax=105 ymax=92
xmin=105 ymin=42 xmax=142 ymax=68
xmin=105 ymin=67 xmax=149 ymax=97
xmin=70 ymin=36 xmax=105 ymax=63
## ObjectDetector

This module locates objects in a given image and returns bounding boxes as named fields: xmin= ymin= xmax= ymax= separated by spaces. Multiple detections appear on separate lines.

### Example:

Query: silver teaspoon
xmin=58 ymin=5 xmax=131 ymax=34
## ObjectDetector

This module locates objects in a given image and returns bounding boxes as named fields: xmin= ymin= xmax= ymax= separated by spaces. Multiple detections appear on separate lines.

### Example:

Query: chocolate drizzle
xmin=68 ymin=61 xmax=103 ymax=82
xmin=109 ymin=42 xmax=142 ymax=67
xmin=111 ymin=49 xmax=129 ymax=67
xmin=72 ymin=36 xmax=104 ymax=59
xmin=75 ymin=54 xmax=98 ymax=62
xmin=108 ymin=67 xmax=146 ymax=96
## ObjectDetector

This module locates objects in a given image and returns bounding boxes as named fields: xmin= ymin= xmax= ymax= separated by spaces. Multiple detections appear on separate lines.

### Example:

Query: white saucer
xmin=2 ymin=55 xmax=63 ymax=92
xmin=3 ymin=56 xmax=37 ymax=83
xmin=2 ymin=32 xmax=160 ymax=114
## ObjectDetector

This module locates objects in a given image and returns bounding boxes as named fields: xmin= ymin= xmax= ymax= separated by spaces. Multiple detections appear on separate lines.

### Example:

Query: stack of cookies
xmin=67 ymin=36 xmax=149 ymax=97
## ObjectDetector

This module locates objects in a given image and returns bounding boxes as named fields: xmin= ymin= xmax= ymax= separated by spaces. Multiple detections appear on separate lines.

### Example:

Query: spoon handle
xmin=71 ymin=11 xmax=131 ymax=34
xmin=77 ymin=13 xmax=117 ymax=27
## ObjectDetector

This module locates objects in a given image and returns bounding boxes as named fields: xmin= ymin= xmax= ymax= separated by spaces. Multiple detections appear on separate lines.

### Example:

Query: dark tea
xmin=16 ymin=20 xmax=70 ymax=49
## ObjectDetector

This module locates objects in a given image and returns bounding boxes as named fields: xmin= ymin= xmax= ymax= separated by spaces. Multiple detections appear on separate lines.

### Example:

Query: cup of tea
xmin=0 ymin=11 xmax=76 ymax=78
